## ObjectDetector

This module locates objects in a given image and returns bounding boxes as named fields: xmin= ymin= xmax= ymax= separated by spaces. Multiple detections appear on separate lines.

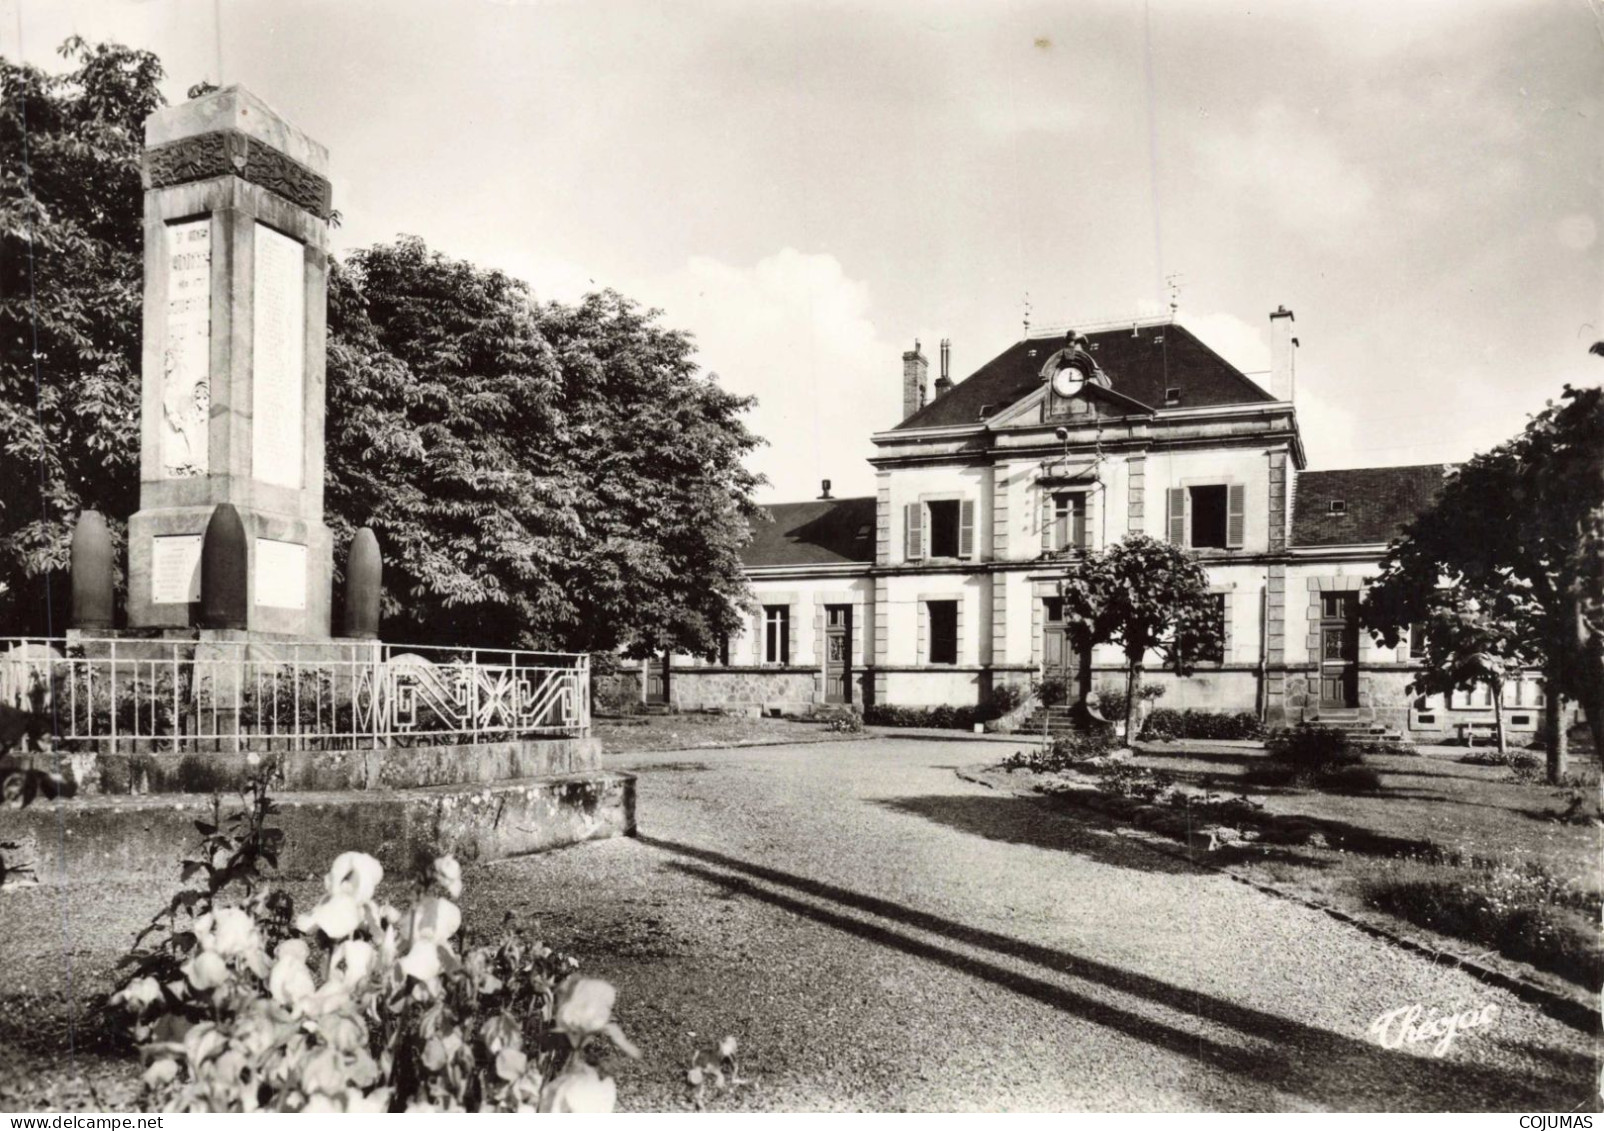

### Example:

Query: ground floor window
xmin=1198 ymin=593 xmax=1226 ymax=664
xmin=927 ymin=600 xmax=958 ymax=665
xmin=764 ymin=605 xmax=790 ymax=665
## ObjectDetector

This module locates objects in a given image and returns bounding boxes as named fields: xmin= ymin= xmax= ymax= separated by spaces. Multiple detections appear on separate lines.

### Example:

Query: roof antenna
xmin=1165 ymin=273 xmax=1184 ymax=318
xmin=1022 ymin=292 xmax=1032 ymax=339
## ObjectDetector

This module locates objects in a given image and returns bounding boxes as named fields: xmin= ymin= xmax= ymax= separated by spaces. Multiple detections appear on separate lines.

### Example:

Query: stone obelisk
xmin=125 ymin=87 xmax=333 ymax=637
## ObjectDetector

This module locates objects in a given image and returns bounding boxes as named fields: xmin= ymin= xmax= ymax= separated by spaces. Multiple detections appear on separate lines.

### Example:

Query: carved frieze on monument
xmin=144 ymin=129 xmax=334 ymax=219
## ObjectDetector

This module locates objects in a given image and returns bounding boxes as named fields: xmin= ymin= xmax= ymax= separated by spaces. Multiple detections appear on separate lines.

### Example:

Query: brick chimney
xmin=1269 ymin=306 xmax=1297 ymax=401
xmin=902 ymin=340 xmax=929 ymax=418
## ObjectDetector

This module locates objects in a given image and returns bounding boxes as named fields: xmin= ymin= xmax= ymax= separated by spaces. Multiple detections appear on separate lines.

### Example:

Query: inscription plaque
xmin=255 ymin=538 xmax=307 ymax=610
xmin=151 ymin=535 xmax=203 ymax=604
xmin=160 ymin=220 xmax=211 ymax=477
xmin=251 ymin=224 xmax=305 ymax=489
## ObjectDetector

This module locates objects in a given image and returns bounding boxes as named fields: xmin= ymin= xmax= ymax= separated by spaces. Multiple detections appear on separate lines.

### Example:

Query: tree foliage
xmin=1362 ymin=384 xmax=1604 ymax=772
xmin=2 ymin=40 xmax=762 ymax=657
xmin=328 ymin=239 xmax=762 ymax=654
xmin=0 ymin=38 xmax=160 ymax=631
xmin=1058 ymin=534 xmax=1224 ymax=738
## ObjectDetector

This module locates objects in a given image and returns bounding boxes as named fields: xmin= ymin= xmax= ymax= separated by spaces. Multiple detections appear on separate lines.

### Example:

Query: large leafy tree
xmin=328 ymin=239 xmax=762 ymax=654
xmin=0 ymin=38 xmax=160 ymax=632
xmin=3 ymin=40 xmax=761 ymax=657
xmin=1058 ymin=533 xmax=1224 ymax=740
xmin=1362 ymin=384 xmax=1604 ymax=778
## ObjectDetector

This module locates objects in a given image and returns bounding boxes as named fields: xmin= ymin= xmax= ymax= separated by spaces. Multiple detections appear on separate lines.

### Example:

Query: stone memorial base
xmin=127 ymin=506 xmax=333 ymax=637
xmin=1 ymin=734 xmax=634 ymax=888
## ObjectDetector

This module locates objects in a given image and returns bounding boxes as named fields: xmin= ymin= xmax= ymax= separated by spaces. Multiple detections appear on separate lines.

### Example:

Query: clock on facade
xmin=1051 ymin=367 xmax=1086 ymax=399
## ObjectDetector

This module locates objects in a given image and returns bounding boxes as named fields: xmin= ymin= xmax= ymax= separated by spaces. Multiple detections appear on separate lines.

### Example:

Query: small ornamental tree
xmin=1363 ymin=384 xmax=1604 ymax=779
xmin=1396 ymin=593 xmax=1533 ymax=757
xmin=1058 ymin=534 xmax=1224 ymax=740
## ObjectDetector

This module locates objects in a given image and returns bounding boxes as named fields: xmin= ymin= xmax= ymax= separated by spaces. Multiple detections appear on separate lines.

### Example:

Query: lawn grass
xmin=595 ymin=713 xmax=857 ymax=756
xmin=1013 ymin=737 xmax=1602 ymax=997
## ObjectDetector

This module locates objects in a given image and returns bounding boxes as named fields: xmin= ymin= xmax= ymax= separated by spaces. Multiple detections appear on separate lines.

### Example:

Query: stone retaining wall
xmin=1 ymin=736 xmax=600 ymax=797
xmin=2 ymin=771 xmax=636 ymax=888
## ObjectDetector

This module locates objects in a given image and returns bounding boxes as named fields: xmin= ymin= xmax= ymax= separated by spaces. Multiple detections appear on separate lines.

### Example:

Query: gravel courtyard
xmin=474 ymin=736 xmax=1596 ymax=1112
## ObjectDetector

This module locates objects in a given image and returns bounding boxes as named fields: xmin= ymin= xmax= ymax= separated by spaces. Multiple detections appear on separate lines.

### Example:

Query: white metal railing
xmin=0 ymin=637 xmax=589 ymax=753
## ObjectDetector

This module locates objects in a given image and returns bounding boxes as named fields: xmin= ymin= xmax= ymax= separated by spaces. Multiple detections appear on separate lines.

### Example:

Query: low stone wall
xmin=2 ymin=771 xmax=636 ymax=888
xmin=669 ymin=669 xmax=818 ymax=715
xmin=2 ymin=736 xmax=601 ymax=797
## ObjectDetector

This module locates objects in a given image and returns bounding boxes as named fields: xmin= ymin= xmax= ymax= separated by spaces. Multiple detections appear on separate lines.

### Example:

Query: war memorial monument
xmin=0 ymin=87 xmax=633 ymax=886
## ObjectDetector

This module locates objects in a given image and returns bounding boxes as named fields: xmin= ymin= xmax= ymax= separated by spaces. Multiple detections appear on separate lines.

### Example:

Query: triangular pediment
xmin=984 ymin=381 xmax=1155 ymax=429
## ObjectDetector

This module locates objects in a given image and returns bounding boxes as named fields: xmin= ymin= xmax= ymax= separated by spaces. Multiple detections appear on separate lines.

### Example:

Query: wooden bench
xmin=1456 ymin=720 xmax=1499 ymax=746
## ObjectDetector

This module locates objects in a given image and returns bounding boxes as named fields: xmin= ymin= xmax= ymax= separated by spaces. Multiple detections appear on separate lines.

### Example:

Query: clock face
xmin=1052 ymin=368 xmax=1085 ymax=399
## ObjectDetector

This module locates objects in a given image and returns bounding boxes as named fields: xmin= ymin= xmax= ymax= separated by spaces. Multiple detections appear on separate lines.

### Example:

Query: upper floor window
xmin=1409 ymin=623 xmax=1428 ymax=660
xmin=905 ymin=499 xmax=976 ymax=562
xmin=1166 ymin=484 xmax=1245 ymax=550
xmin=1052 ymin=492 xmax=1088 ymax=552
xmin=763 ymin=605 xmax=790 ymax=665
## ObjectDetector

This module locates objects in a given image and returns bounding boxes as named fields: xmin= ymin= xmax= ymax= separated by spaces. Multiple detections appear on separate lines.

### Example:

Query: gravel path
xmin=469 ymin=739 xmax=1597 ymax=1112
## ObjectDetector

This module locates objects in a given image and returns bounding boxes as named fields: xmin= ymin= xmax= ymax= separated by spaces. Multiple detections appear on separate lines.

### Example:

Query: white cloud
xmin=1194 ymin=103 xmax=1374 ymax=245
xmin=636 ymin=249 xmax=904 ymax=502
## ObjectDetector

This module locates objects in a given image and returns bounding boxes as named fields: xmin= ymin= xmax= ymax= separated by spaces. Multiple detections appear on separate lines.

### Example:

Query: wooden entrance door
xmin=1318 ymin=592 xmax=1359 ymax=707
xmin=1042 ymin=598 xmax=1074 ymax=687
xmin=645 ymin=654 xmax=670 ymax=705
xmin=824 ymin=605 xmax=852 ymax=704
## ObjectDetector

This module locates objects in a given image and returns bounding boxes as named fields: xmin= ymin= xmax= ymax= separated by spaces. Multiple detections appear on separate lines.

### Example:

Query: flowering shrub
xmin=110 ymin=845 xmax=639 ymax=1112
xmin=1001 ymin=730 xmax=1117 ymax=774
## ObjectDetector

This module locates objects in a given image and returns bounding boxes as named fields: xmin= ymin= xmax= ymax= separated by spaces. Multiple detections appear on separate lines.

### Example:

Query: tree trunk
xmin=1124 ymin=660 xmax=1141 ymax=745
xmin=1544 ymin=688 xmax=1569 ymax=784
xmin=1491 ymin=681 xmax=1506 ymax=760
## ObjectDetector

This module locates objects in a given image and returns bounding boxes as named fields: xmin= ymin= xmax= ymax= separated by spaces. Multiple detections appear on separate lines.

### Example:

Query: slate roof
xmin=1292 ymin=465 xmax=1450 ymax=547
xmin=894 ymin=321 xmax=1275 ymax=430
xmin=743 ymin=497 xmax=877 ymax=568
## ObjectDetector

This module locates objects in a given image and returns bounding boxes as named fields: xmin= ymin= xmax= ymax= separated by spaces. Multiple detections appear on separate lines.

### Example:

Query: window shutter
xmin=1072 ymin=494 xmax=1088 ymax=549
xmin=781 ymin=607 xmax=790 ymax=665
xmin=1166 ymin=488 xmax=1186 ymax=545
xmin=905 ymin=502 xmax=924 ymax=561
xmin=958 ymin=499 xmax=976 ymax=558
xmin=1042 ymin=496 xmax=1055 ymax=553
xmin=1226 ymin=484 xmax=1246 ymax=548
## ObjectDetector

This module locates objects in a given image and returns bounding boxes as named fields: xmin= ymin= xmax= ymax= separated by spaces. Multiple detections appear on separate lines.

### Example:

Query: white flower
xmin=325 ymin=851 xmax=384 ymax=903
xmin=269 ymin=942 xmax=316 ymax=1010
xmin=431 ymin=855 xmax=462 ymax=898
xmin=553 ymin=976 xmax=615 ymax=1036
xmin=398 ymin=941 xmax=442 ymax=983
xmin=183 ymin=950 xmax=229 ymax=991
xmin=539 ymin=1061 xmax=617 ymax=1113
xmin=719 ymin=1035 xmax=739 ymax=1059
xmin=142 ymin=1058 xmax=179 ymax=1087
xmin=328 ymin=939 xmax=376 ymax=987
xmin=398 ymin=897 xmax=461 ymax=985
xmin=207 ymin=907 xmax=257 ymax=957
xmin=299 ymin=894 xmax=363 ymax=940
xmin=115 ymin=976 xmax=162 ymax=1011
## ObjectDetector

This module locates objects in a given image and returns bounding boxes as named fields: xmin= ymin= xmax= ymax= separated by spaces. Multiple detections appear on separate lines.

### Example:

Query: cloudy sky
xmin=6 ymin=0 xmax=1599 ymax=501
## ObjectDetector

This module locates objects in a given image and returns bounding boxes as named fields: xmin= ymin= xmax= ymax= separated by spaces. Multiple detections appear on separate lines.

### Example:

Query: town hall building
xmin=653 ymin=309 xmax=1548 ymax=740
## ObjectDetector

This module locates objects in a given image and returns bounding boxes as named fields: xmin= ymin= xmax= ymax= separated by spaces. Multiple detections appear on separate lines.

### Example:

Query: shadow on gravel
xmin=873 ymin=793 xmax=1200 ymax=875
xmin=638 ymin=834 xmax=1591 ymax=1112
